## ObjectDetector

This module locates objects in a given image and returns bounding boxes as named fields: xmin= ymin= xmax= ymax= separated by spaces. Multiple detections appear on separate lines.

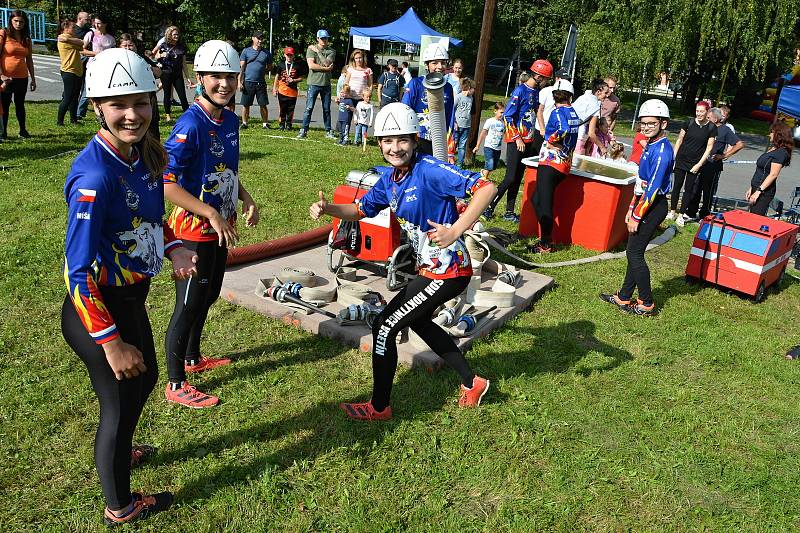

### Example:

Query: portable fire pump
xmin=327 ymin=170 xmax=415 ymax=290
xmin=685 ymin=210 xmax=798 ymax=302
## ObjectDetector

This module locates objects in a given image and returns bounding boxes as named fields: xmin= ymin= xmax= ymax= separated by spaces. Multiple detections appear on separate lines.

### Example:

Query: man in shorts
xmin=238 ymin=30 xmax=272 ymax=129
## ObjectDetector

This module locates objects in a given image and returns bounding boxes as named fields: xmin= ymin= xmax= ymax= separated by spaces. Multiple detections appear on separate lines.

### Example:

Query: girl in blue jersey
xmin=309 ymin=103 xmax=497 ymax=420
xmin=162 ymin=40 xmax=259 ymax=409
xmin=60 ymin=49 xmax=198 ymax=526
xmin=600 ymin=99 xmax=674 ymax=316
xmin=529 ymin=79 xmax=581 ymax=253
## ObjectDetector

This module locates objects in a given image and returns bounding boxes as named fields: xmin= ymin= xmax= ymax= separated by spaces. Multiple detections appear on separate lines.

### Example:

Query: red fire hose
xmin=226 ymin=224 xmax=332 ymax=267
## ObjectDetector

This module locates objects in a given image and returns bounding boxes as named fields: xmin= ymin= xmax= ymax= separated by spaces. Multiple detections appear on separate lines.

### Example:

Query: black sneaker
xmin=527 ymin=242 xmax=553 ymax=254
xmin=623 ymin=299 xmax=656 ymax=316
xmin=19 ymin=130 xmax=31 ymax=139
xmin=599 ymin=292 xmax=632 ymax=312
xmin=103 ymin=491 xmax=173 ymax=527
xmin=240 ymin=122 xmax=249 ymax=130
xmin=502 ymin=212 xmax=520 ymax=223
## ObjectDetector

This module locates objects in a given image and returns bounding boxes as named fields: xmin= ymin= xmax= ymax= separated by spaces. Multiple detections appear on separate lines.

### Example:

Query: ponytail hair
xmin=139 ymin=93 xmax=168 ymax=175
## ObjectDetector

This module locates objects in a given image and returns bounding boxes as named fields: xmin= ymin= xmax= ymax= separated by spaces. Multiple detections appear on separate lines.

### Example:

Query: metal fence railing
xmin=1 ymin=8 xmax=47 ymax=43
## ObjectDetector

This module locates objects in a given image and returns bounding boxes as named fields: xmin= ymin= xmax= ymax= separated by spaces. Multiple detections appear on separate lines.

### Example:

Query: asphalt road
xmin=25 ymin=53 xmax=800 ymax=210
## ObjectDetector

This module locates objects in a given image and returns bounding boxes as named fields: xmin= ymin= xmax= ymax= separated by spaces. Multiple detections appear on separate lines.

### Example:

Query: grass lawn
xmin=2 ymin=102 xmax=800 ymax=531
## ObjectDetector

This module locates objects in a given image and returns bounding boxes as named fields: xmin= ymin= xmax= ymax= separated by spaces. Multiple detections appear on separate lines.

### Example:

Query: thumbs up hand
xmin=427 ymin=219 xmax=457 ymax=248
xmin=310 ymin=191 xmax=328 ymax=220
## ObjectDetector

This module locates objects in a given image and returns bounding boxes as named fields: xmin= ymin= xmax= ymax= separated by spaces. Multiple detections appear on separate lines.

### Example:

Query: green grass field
xmin=2 ymin=102 xmax=800 ymax=532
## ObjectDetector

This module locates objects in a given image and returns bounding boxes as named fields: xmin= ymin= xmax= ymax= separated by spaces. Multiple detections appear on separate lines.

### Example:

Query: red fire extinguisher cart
xmin=685 ymin=210 xmax=798 ymax=301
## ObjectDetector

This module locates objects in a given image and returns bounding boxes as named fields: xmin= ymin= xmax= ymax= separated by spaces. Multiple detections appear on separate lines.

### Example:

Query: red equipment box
xmin=519 ymin=156 xmax=637 ymax=251
xmin=331 ymin=184 xmax=401 ymax=262
xmin=685 ymin=210 xmax=798 ymax=301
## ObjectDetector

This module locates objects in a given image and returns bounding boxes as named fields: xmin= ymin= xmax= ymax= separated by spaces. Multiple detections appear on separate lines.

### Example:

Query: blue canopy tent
xmin=349 ymin=7 xmax=463 ymax=47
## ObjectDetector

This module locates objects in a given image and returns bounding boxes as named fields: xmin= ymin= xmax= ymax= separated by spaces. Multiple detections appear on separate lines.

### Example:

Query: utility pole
xmin=467 ymin=0 xmax=497 ymax=166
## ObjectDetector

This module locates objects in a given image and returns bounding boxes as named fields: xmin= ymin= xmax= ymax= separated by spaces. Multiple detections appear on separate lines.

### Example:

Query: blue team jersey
xmin=357 ymin=153 xmax=490 ymax=279
xmin=540 ymin=105 xmax=581 ymax=173
xmin=503 ymin=83 xmax=539 ymax=143
xmin=64 ymin=132 xmax=182 ymax=344
xmin=401 ymin=76 xmax=455 ymax=142
xmin=631 ymin=136 xmax=674 ymax=221
xmin=163 ymin=101 xmax=240 ymax=241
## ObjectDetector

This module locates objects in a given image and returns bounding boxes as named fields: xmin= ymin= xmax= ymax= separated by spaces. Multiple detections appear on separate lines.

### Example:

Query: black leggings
xmin=165 ymin=240 xmax=228 ymax=383
xmin=532 ymin=164 xmax=567 ymax=245
xmin=161 ymin=70 xmax=190 ymax=115
xmin=1 ymin=76 xmax=28 ymax=135
xmin=371 ymin=275 xmax=474 ymax=412
xmin=692 ymin=162 xmax=722 ymax=219
xmin=277 ymin=93 xmax=297 ymax=126
xmin=492 ymin=138 xmax=540 ymax=214
xmin=619 ymin=195 xmax=668 ymax=306
xmin=60 ymin=281 xmax=157 ymax=511
xmin=58 ymin=71 xmax=82 ymax=125
xmin=671 ymin=167 xmax=699 ymax=214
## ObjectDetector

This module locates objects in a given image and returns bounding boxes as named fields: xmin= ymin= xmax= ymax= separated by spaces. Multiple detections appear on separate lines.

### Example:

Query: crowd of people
xmin=0 ymin=8 xmax=786 ymax=525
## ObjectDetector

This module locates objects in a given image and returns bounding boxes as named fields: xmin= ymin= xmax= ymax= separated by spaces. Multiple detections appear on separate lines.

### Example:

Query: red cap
xmin=530 ymin=59 xmax=554 ymax=78
xmin=284 ymin=47 xmax=295 ymax=55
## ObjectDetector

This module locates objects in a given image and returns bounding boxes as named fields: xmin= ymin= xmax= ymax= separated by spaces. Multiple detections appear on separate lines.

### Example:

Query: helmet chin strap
xmin=197 ymin=76 xmax=229 ymax=109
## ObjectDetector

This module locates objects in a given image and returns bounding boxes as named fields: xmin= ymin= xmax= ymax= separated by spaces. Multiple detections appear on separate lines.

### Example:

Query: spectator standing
xmin=0 ymin=10 xmax=35 ymax=139
xmin=692 ymin=107 xmax=744 ymax=218
xmin=573 ymin=79 xmax=610 ymax=156
xmin=297 ymin=29 xmax=336 ymax=139
xmin=485 ymin=59 xmax=553 ymax=222
xmin=628 ymin=126 xmax=648 ymax=166
xmin=72 ymin=11 xmax=93 ymax=118
xmin=601 ymin=75 xmax=621 ymax=131
xmin=336 ymin=83 xmax=355 ymax=145
xmin=273 ymin=46 xmax=302 ymax=130
xmin=453 ymin=77 xmax=475 ymax=166
xmin=152 ymin=26 xmax=193 ymax=123
xmin=238 ymin=30 xmax=272 ymax=129
xmin=472 ymin=102 xmax=506 ymax=180
xmin=444 ymin=58 xmax=464 ymax=94
xmin=56 ymin=20 xmax=84 ymax=126
xmin=377 ymin=58 xmax=403 ymax=106
xmin=344 ymin=49 xmax=372 ymax=104
xmin=401 ymin=61 xmax=413 ymax=85
xmin=354 ymin=88 xmax=374 ymax=147
xmin=746 ymin=122 xmax=792 ymax=216
xmin=79 ymin=12 xmax=117 ymax=122
xmin=668 ymin=101 xmax=717 ymax=226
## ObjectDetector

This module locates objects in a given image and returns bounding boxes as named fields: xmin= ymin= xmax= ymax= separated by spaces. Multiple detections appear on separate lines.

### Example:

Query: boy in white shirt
xmin=354 ymin=89 xmax=374 ymax=149
xmin=472 ymin=102 xmax=506 ymax=180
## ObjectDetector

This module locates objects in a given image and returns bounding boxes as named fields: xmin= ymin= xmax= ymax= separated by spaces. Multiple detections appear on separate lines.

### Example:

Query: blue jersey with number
xmin=357 ymin=153 xmax=490 ymax=279
xmin=64 ymin=132 xmax=182 ymax=344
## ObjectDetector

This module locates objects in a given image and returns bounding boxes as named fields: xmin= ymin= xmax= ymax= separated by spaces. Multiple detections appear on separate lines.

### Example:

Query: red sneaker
xmin=340 ymin=401 xmax=393 ymax=421
xmin=184 ymin=356 xmax=232 ymax=373
xmin=103 ymin=491 xmax=173 ymax=527
xmin=164 ymin=382 xmax=219 ymax=408
xmin=459 ymin=376 xmax=490 ymax=407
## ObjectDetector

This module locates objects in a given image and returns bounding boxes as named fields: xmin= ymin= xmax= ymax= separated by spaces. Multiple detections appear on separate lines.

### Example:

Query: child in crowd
xmin=628 ymin=125 xmax=648 ymax=166
xmin=337 ymin=83 xmax=355 ymax=145
xmin=453 ymin=77 xmax=475 ymax=166
xmin=354 ymin=89 xmax=374 ymax=149
xmin=273 ymin=46 xmax=301 ymax=130
xmin=608 ymin=141 xmax=626 ymax=161
xmin=472 ymin=102 xmax=505 ymax=180
xmin=584 ymin=117 xmax=614 ymax=158
xmin=377 ymin=59 xmax=403 ymax=106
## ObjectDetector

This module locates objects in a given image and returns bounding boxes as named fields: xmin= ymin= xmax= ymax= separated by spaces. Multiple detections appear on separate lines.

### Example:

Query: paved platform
xmin=221 ymin=244 xmax=554 ymax=368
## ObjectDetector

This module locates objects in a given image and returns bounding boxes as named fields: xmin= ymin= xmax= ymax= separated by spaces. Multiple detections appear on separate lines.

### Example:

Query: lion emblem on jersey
xmin=201 ymin=163 xmax=238 ymax=220
xmin=114 ymin=218 xmax=163 ymax=275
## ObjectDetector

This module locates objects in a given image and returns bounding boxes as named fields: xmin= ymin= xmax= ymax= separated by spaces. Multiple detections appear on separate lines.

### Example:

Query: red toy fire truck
xmin=685 ymin=210 xmax=798 ymax=301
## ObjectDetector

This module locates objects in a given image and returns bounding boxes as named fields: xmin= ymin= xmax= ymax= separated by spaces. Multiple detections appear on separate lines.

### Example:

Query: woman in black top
xmin=668 ymin=101 xmax=717 ymax=225
xmin=746 ymin=121 xmax=792 ymax=216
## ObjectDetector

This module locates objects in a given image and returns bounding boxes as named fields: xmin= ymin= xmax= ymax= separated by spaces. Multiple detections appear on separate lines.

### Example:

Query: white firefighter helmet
xmin=422 ymin=42 xmax=449 ymax=63
xmin=373 ymin=102 xmax=420 ymax=137
xmin=85 ymin=48 xmax=157 ymax=98
xmin=638 ymin=99 xmax=670 ymax=119
xmin=193 ymin=39 xmax=240 ymax=73
xmin=551 ymin=79 xmax=575 ymax=95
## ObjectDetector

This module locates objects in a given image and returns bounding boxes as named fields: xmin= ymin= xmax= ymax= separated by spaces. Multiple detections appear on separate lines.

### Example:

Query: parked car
xmin=484 ymin=57 xmax=533 ymax=85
